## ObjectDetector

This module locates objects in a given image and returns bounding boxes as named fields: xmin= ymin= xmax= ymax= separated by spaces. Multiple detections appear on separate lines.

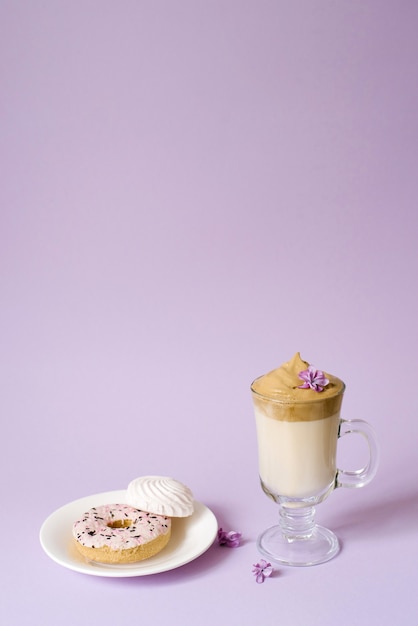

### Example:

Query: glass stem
xmin=279 ymin=505 xmax=316 ymax=541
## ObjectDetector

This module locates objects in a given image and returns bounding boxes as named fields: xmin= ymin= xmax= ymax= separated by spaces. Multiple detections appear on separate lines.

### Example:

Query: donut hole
xmin=107 ymin=519 xmax=133 ymax=529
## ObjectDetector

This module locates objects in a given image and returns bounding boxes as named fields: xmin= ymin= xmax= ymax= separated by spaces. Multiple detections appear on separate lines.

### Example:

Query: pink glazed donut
xmin=72 ymin=503 xmax=171 ymax=563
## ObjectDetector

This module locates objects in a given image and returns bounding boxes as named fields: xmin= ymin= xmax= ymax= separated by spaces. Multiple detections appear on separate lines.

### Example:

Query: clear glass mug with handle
xmin=251 ymin=378 xmax=379 ymax=566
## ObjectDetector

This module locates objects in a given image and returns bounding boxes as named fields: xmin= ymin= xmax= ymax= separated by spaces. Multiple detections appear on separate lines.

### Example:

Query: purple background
xmin=2 ymin=1 xmax=417 ymax=624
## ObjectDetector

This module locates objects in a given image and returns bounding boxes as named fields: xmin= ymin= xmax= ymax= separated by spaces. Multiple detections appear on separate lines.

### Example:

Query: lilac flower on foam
xmin=298 ymin=365 xmax=329 ymax=392
xmin=217 ymin=528 xmax=242 ymax=547
xmin=252 ymin=559 xmax=274 ymax=583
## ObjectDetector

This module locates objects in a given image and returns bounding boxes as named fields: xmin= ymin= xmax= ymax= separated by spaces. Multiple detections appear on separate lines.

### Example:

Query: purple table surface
xmin=2 ymin=2 xmax=417 ymax=624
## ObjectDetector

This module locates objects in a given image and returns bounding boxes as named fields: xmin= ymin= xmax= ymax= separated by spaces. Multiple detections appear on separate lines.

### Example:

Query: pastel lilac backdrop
xmin=1 ymin=1 xmax=417 ymax=625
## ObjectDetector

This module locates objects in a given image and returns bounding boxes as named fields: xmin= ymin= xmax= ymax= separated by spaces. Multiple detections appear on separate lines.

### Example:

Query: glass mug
xmin=251 ymin=380 xmax=379 ymax=566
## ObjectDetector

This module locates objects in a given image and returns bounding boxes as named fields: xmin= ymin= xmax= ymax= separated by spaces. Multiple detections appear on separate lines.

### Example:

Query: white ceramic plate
xmin=40 ymin=490 xmax=218 ymax=577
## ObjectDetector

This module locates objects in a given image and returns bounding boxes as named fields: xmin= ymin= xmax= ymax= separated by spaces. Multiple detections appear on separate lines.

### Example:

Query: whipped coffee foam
xmin=251 ymin=352 xmax=344 ymax=421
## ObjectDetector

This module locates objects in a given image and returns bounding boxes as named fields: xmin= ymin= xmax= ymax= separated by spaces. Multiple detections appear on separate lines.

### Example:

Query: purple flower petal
xmin=298 ymin=366 xmax=329 ymax=392
xmin=225 ymin=531 xmax=242 ymax=547
xmin=217 ymin=527 xmax=241 ymax=547
xmin=263 ymin=564 xmax=273 ymax=578
xmin=252 ymin=559 xmax=274 ymax=583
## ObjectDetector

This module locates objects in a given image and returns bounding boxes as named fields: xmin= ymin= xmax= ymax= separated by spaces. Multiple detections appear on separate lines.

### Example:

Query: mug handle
xmin=336 ymin=419 xmax=379 ymax=489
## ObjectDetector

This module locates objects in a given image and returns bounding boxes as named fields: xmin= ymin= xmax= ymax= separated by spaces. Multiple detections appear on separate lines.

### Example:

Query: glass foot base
xmin=257 ymin=524 xmax=340 ymax=567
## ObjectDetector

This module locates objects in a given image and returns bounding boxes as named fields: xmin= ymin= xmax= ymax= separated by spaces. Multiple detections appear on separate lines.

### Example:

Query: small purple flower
xmin=252 ymin=559 xmax=274 ymax=583
xmin=298 ymin=365 xmax=329 ymax=392
xmin=217 ymin=528 xmax=242 ymax=547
